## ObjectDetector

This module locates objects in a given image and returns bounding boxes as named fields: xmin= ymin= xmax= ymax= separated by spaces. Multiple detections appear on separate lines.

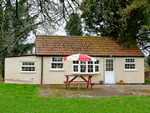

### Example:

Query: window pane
xmin=73 ymin=61 xmax=79 ymax=64
xmin=52 ymin=57 xmax=63 ymax=62
xmin=60 ymin=63 xmax=63 ymax=68
xmin=106 ymin=59 xmax=113 ymax=71
xmin=125 ymin=64 xmax=135 ymax=69
xmin=29 ymin=67 xmax=32 ymax=71
xmin=52 ymin=57 xmax=55 ymax=61
xmin=88 ymin=61 xmax=93 ymax=64
xmin=25 ymin=67 xmax=28 ymax=71
xmin=88 ymin=65 xmax=93 ymax=72
xmin=24 ymin=62 xmax=27 ymax=65
xmin=73 ymin=65 xmax=78 ymax=72
xmin=81 ymin=61 xmax=86 ymax=64
xmin=106 ymin=60 xmax=109 ymax=64
xmin=31 ymin=67 xmax=35 ymax=71
xmin=95 ymin=60 xmax=99 ymax=64
xmin=125 ymin=59 xmax=135 ymax=63
xmin=31 ymin=62 xmax=34 ymax=65
xmin=125 ymin=64 xmax=129 ymax=69
xmin=61 ymin=58 xmax=63 ymax=61
xmin=51 ymin=63 xmax=63 ymax=69
xmin=80 ymin=65 xmax=86 ymax=72
xmin=57 ymin=58 xmax=62 ymax=62
xmin=95 ymin=66 xmax=99 ymax=72
xmin=106 ymin=67 xmax=109 ymax=71
xmin=110 ymin=59 xmax=113 ymax=64
xmin=22 ymin=62 xmax=35 ymax=66
xmin=22 ymin=67 xmax=25 ymax=71
xmin=110 ymin=68 xmax=113 ymax=71
xmin=133 ymin=64 xmax=135 ymax=69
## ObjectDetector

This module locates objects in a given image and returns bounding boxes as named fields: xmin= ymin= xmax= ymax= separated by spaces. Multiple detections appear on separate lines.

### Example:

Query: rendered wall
xmin=4 ymin=56 xmax=144 ymax=84
xmin=42 ymin=57 xmax=103 ymax=84
xmin=115 ymin=57 xmax=144 ymax=83
xmin=5 ymin=56 xmax=41 ymax=84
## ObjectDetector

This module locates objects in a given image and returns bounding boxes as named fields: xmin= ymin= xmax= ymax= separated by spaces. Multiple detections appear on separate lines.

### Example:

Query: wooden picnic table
xmin=64 ymin=75 xmax=95 ymax=91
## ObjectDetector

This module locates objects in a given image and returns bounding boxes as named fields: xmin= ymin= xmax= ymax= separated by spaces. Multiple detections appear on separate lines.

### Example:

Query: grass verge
xmin=0 ymin=83 xmax=150 ymax=113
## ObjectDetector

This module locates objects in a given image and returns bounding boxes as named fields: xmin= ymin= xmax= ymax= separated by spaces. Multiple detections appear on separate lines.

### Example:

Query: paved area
xmin=94 ymin=84 xmax=150 ymax=90
xmin=38 ymin=84 xmax=150 ymax=98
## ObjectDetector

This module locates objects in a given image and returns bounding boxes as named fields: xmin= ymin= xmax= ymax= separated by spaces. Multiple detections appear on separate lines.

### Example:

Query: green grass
xmin=145 ymin=78 xmax=150 ymax=84
xmin=0 ymin=83 xmax=150 ymax=113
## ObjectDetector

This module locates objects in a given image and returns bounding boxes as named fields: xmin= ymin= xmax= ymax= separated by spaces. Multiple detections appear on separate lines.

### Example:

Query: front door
xmin=105 ymin=58 xmax=115 ymax=84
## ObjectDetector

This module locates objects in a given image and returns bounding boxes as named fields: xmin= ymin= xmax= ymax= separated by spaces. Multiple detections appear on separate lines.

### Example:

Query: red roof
xmin=35 ymin=35 xmax=144 ymax=57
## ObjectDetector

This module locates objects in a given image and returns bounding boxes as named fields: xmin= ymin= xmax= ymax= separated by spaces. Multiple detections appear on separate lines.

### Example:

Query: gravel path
xmin=38 ymin=84 xmax=150 ymax=98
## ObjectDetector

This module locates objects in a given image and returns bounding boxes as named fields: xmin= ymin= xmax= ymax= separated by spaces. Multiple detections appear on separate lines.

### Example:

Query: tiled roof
xmin=35 ymin=35 xmax=144 ymax=57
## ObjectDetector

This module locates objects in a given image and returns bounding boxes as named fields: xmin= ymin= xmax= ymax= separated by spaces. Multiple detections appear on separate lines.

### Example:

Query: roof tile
xmin=35 ymin=35 xmax=144 ymax=57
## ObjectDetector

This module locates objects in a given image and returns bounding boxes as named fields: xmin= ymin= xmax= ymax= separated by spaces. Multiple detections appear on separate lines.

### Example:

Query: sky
xmin=54 ymin=26 xmax=67 ymax=36
xmin=27 ymin=24 xmax=67 ymax=44
xmin=27 ymin=24 xmax=67 ymax=54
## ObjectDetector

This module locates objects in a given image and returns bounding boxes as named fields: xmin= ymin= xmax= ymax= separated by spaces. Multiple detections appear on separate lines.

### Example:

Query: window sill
xmin=71 ymin=72 xmax=100 ymax=74
xmin=21 ymin=71 xmax=36 ymax=74
xmin=50 ymin=69 xmax=65 ymax=72
xmin=124 ymin=69 xmax=138 ymax=72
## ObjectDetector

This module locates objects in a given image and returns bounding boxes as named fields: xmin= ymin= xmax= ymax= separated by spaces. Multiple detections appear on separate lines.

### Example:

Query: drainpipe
xmin=4 ymin=58 xmax=5 ymax=82
xmin=41 ymin=56 xmax=43 ymax=84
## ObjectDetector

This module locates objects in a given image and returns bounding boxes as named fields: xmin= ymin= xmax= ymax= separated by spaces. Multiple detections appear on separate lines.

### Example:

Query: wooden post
xmin=68 ymin=84 xmax=70 ymax=91
xmin=87 ymin=76 xmax=90 ymax=88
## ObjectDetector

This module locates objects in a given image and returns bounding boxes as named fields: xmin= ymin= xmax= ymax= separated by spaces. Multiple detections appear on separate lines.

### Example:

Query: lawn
xmin=0 ymin=83 xmax=150 ymax=113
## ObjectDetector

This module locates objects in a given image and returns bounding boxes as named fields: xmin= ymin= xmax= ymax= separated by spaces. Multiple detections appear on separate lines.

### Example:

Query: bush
xmin=145 ymin=62 xmax=150 ymax=72
xmin=0 ymin=75 xmax=2 ymax=80
xmin=145 ymin=71 xmax=150 ymax=78
xmin=145 ymin=78 xmax=150 ymax=84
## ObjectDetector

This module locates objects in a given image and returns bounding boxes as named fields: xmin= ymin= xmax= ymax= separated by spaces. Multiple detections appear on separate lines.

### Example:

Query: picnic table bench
xmin=64 ymin=75 xmax=95 ymax=91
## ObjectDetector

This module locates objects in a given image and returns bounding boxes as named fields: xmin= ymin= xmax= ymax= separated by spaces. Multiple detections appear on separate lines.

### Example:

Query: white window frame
xmin=72 ymin=58 xmax=100 ymax=74
xmin=50 ymin=57 xmax=65 ymax=71
xmin=21 ymin=62 xmax=36 ymax=73
xmin=124 ymin=58 xmax=137 ymax=71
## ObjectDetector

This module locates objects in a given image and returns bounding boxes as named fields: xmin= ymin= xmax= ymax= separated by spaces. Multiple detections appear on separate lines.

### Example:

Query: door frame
xmin=104 ymin=58 xmax=115 ymax=84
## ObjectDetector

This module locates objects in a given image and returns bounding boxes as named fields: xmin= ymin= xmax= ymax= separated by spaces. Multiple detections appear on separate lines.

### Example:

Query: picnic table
xmin=64 ymin=75 xmax=95 ymax=91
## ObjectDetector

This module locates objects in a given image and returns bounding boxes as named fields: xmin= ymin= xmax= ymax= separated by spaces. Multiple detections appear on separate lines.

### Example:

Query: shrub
xmin=0 ymin=75 xmax=2 ymax=80
xmin=145 ymin=78 xmax=150 ymax=84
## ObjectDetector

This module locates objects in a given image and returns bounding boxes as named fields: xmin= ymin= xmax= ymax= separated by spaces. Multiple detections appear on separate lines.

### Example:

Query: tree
xmin=80 ymin=0 xmax=150 ymax=48
xmin=65 ymin=13 xmax=83 ymax=36
xmin=147 ymin=54 xmax=150 ymax=67
xmin=0 ymin=0 xmax=36 ymax=78
xmin=0 ymin=0 xmax=81 ymax=78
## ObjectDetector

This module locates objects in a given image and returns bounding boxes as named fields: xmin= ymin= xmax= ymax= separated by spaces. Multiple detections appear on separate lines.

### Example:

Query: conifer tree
xmin=65 ymin=13 xmax=83 ymax=36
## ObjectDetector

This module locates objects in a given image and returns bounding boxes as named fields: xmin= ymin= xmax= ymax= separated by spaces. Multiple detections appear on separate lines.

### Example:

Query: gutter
xmin=41 ymin=56 xmax=43 ymax=84
xmin=4 ymin=54 xmax=37 ymax=58
xmin=3 ymin=54 xmax=145 ymax=58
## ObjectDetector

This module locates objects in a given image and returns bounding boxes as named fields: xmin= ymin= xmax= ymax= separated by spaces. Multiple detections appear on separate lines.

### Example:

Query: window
xmin=51 ymin=57 xmax=64 ymax=70
xmin=72 ymin=60 xmax=100 ymax=74
xmin=125 ymin=58 xmax=135 ymax=70
xmin=21 ymin=62 xmax=36 ymax=72
xmin=106 ymin=59 xmax=113 ymax=71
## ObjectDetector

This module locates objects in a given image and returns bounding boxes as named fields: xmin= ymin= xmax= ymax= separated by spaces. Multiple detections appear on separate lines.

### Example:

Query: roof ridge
xmin=36 ymin=35 xmax=109 ymax=38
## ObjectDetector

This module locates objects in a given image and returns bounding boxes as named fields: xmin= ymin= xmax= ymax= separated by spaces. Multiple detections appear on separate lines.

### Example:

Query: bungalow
xmin=4 ymin=35 xmax=145 ymax=84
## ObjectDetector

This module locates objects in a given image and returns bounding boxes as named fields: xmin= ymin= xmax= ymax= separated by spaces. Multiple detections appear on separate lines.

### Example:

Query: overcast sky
xmin=27 ymin=23 xmax=66 ymax=54
xmin=27 ymin=24 xmax=67 ymax=44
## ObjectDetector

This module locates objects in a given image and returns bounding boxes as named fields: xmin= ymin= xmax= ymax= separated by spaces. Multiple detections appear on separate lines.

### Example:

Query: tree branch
xmin=16 ymin=0 xmax=24 ymax=26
